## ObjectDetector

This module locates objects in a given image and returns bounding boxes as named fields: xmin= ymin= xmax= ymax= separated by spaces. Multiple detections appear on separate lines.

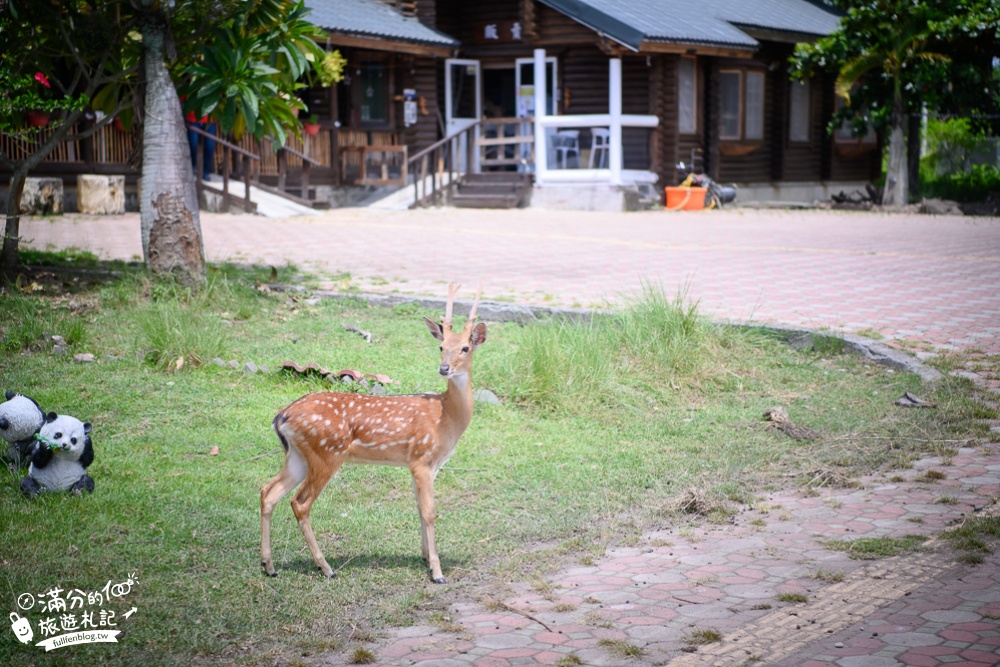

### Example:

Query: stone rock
xmin=20 ymin=177 xmax=63 ymax=215
xmin=73 ymin=353 xmax=95 ymax=363
xmin=52 ymin=345 xmax=68 ymax=355
xmin=77 ymin=174 xmax=125 ymax=215
xmin=473 ymin=388 xmax=501 ymax=405
xmin=919 ymin=198 xmax=963 ymax=216
xmin=211 ymin=357 xmax=226 ymax=367
xmin=227 ymin=360 xmax=239 ymax=369
xmin=259 ymin=365 xmax=270 ymax=374
xmin=242 ymin=361 xmax=259 ymax=374
xmin=370 ymin=384 xmax=388 ymax=395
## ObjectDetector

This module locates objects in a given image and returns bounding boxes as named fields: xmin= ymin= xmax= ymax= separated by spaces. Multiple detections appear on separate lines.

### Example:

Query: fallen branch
xmin=238 ymin=449 xmax=279 ymax=464
xmin=481 ymin=595 xmax=555 ymax=633
xmin=342 ymin=323 xmax=372 ymax=343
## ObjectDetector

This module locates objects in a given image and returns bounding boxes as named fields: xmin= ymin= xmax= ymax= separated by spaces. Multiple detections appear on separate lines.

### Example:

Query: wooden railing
xmin=190 ymin=124 xmax=259 ymax=214
xmin=407 ymin=117 xmax=535 ymax=208
xmin=479 ymin=117 xmax=535 ymax=170
xmin=257 ymin=136 xmax=321 ymax=206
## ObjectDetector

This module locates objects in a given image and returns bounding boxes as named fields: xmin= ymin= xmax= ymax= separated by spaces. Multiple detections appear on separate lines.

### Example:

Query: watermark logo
xmin=9 ymin=573 xmax=138 ymax=652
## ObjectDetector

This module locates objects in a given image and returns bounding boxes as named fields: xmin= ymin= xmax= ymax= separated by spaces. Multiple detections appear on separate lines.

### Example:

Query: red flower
xmin=34 ymin=72 xmax=50 ymax=88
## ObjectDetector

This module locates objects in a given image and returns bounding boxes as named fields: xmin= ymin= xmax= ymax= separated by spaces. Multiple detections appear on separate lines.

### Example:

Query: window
xmin=719 ymin=71 xmax=741 ymax=139
xmin=359 ymin=62 xmax=388 ymax=125
xmin=719 ymin=69 xmax=765 ymax=141
xmin=678 ymin=57 xmax=697 ymax=134
xmin=834 ymin=97 xmax=877 ymax=143
xmin=789 ymin=80 xmax=810 ymax=142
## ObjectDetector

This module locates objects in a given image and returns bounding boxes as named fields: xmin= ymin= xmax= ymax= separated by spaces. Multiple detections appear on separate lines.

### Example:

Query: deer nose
xmin=439 ymin=364 xmax=451 ymax=376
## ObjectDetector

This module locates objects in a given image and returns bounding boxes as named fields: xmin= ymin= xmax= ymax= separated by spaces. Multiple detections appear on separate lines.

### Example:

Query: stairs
xmin=451 ymin=172 xmax=532 ymax=209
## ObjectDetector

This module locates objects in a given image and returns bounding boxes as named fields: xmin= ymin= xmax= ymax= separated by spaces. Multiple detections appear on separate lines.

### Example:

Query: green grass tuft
xmin=824 ymin=535 xmax=928 ymax=560
xmin=598 ymin=638 xmax=645 ymax=658
xmin=684 ymin=628 xmax=723 ymax=645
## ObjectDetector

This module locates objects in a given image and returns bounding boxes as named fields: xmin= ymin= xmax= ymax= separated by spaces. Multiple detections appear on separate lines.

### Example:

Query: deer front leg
xmin=412 ymin=477 xmax=430 ymax=562
xmin=290 ymin=463 xmax=339 ymax=578
xmin=411 ymin=465 xmax=445 ymax=583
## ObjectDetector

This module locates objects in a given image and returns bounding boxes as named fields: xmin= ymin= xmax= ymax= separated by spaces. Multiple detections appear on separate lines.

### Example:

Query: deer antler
xmin=443 ymin=282 xmax=461 ymax=332
xmin=467 ymin=282 xmax=482 ymax=325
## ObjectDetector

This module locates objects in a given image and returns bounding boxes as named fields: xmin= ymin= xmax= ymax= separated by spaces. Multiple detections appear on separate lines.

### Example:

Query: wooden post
xmin=243 ymin=154 xmax=251 ymax=207
xmin=609 ymin=57 xmax=623 ymax=186
xmin=533 ymin=48 xmax=548 ymax=179
xmin=302 ymin=159 xmax=312 ymax=201
xmin=222 ymin=145 xmax=231 ymax=212
xmin=277 ymin=149 xmax=287 ymax=193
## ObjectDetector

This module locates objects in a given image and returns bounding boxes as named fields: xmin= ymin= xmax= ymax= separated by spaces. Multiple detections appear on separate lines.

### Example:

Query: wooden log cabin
xmin=315 ymin=0 xmax=880 ymax=208
xmin=4 ymin=0 xmax=881 ymax=211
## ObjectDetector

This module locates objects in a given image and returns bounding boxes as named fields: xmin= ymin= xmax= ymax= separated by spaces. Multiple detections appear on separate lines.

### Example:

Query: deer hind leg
xmin=411 ymin=465 xmax=446 ymax=584
xmin=290 ymin=454 xmax=342 ymax=578
xmin=260 ymin=447 xmax=308 ymax=576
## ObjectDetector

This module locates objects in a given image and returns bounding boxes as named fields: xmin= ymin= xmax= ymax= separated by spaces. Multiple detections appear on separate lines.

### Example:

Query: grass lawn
xmin=0 ymin=252 xmax=992 ymax=665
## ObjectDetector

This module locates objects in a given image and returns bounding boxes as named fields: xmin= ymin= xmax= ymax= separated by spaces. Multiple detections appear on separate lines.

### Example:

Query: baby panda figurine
xmin=21 ymin=412 xmax=95 ymax=499
xmin=0 ymin=390 xmax=46 ymax=469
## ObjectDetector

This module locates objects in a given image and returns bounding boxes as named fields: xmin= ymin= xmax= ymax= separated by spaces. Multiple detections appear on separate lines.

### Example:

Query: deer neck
xmin=441 ymin=371 xmax=474 ymax=436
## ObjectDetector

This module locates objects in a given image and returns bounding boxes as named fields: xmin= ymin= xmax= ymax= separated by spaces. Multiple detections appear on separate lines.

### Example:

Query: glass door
xmin=445 ymin=59 xmax=481 ymax=172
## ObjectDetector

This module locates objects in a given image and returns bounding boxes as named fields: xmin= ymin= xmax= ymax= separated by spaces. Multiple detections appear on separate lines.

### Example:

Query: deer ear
xmin=470 ymin=322 xmax=487 ymax=348
xmin=423 ymin=317 xmax=445 ymax=342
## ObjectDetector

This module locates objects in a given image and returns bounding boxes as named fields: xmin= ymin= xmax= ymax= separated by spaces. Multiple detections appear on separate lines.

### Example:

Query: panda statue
xmin=21 ymin=412 xmax=95 ymax=499
xmin=0 ymin=390 xmax=46 ymax=469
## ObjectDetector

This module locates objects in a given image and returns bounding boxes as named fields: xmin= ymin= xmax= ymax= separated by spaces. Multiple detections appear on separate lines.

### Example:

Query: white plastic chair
xmin=554 ymin=130 xmax=580 ymax=168
xmin=589 ymin=128 xmax=610 ymax=169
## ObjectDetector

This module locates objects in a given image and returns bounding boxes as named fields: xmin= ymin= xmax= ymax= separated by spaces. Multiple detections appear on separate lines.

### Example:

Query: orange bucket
xmin=665 ymin=186 xmax=706 ymax=211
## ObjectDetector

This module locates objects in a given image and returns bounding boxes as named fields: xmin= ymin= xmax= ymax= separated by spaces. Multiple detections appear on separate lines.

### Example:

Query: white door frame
xmin=445 ymin=58 xmax=482 ymax=172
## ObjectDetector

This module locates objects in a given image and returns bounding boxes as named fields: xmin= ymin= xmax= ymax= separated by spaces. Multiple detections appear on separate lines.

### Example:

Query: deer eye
xmin=439 ymin=346 xmax=443 ymax=351
xmin=55 ymin=432 xmax=63 ymax=439
xmin=461 ymin=346 xmax=470 ymax=353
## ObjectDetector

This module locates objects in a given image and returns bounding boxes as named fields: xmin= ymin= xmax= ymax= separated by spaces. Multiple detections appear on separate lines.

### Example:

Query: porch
xmin=1 ymin=121 xmax=411 ymax=213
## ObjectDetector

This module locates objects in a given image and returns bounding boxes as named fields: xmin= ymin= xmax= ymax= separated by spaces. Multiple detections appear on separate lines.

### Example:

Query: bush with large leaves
xmin=180 ymin=0 xmax=325 ymax=147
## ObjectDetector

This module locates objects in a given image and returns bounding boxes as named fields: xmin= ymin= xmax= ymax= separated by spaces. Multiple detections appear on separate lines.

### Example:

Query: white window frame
xmin=744 ymin=71 xmax=764 ymax=140
xmin=678 ymin=57 xmax=698 ymax=135
xmin=719 ymin=68 xmax=765 ymax=141
xmin=789 ymin=79 xmax=811 ymax=143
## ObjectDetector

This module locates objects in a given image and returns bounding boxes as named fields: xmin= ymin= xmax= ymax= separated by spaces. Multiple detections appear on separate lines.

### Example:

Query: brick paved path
xmin=20 ymin=207 xmax=1000 ymax=665
xmin=336 ymin=449 xmax=999 ymax=667
xmin=22 ymin=208 xmax=1000 ymax=359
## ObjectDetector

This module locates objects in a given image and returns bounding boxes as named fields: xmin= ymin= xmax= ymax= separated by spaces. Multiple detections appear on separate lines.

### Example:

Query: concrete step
xmin=451 ymin=192 xmax=523 ymax=209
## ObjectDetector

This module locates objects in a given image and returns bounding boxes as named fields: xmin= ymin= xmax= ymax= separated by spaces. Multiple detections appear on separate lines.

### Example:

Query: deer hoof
xmin=262 ymin=563 xmax=277 ymax=577
xmin=432 ymin=576 xmax=447 ymax=584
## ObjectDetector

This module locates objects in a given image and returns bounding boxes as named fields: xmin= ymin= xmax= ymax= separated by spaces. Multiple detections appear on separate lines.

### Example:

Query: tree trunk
xmin=907 ymin=110 xmax=922 ymax=201
xmin=0 ymin=168 xmax=29 ymax=284
xmin=140 ymin=18 xmax=205 ymax=285
xmin=882 ymin=88 xmax=909 ymax=208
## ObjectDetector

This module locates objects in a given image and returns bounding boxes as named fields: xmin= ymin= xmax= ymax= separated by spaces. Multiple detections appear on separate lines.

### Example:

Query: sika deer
xmin=260 ymin=283 xmax=487 ymax=583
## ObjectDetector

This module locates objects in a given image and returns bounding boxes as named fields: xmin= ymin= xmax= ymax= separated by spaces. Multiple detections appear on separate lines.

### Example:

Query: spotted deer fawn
xmin=260 ymin=283 xmax=487 ymax=583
